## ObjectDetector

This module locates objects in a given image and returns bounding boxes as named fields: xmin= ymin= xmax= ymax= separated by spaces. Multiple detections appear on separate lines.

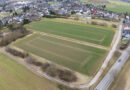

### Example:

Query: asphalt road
xmin=95 ymin=46 xmax=130 ymax=90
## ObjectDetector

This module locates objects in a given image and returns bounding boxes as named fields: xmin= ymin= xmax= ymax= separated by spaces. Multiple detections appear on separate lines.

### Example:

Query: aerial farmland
xmin=11 ymin=18 xmax=115 ymax=78
xmin=0 ymin=0 xmax=130 ymax=89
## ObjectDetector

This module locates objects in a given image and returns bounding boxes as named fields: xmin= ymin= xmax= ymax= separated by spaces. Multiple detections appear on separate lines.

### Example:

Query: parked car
xmin=120 ymin=43 xmax=128 ymax=49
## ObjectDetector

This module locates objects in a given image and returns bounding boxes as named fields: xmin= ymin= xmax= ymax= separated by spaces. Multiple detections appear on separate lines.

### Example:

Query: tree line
xmin=0 ymin=24 xmax=30 ymax=46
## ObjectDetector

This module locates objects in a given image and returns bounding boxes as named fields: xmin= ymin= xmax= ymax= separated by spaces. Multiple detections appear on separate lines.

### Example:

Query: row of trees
xmin=73 ymin=16 xmax=117 ymax=28
xmin=0 ymin=24 xmax=29 ymax=46
xmin=6 ymin=47 xmax=29 ymax=58
xmin=25 ymin=56 xmax=77 ymax=82
xmin=90 ymin=21 xmax=117 ymax=28
xmin=41 ymin=62 xmax=77 ymax=82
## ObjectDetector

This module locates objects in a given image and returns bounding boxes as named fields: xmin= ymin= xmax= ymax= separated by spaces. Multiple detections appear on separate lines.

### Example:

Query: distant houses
xmin=0 ymin=0 xmax=124 ymax=25
xmin=0 ymin=0 xmax=129 ymax=31
xmin=123 ymin=20 xmax=130 ymax=39
xmin=120 ymin=18 xmax=130 ymax=49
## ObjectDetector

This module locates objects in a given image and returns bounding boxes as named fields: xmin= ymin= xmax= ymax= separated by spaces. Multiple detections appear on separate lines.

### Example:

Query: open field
xmin=25 ymin=19 xmax=115 ymax=47
xmin=12 ymin=33 xmax=107 ymax=76
xmin=0 ymin=52 xmax=58 ymax=90
xmin=109 ymin=58 xmax=130 ymax=90
xmin=43 ymin=18 xmax=117 ymax=30
xmin=81 ymin=0 xmax=130 ymax=13
xmin=106 ymin=0 xmax=130 ymax=13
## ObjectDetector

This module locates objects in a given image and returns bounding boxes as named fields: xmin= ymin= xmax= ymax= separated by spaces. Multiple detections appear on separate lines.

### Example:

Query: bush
xmin=74 ymin=16 xmax=79 ymax=20
xmin=46 ymin=66 xmax=58 ymax=77
xmin=112 ymin=24 xmax=117 ymax=28
xmin=91 ymin=16 xmax=96 ymax=19
xmin=6 ymin=47 xmax=28 ymax=58
xmin=41 ymin=63 xmax=57 ymax=77
xmin=57 ymin=69 xmax=77 ymax=82
xmin=91 ymin=21 xmax=98 ymax=25
xmin=114 ymin=50 xmax=121 ymax=57
xmin=25 ymin=56 xmax=44 ymax=66
xmin=57 ymin=84 xmax=78 ymax=90
xmin=0 ymin=26 xmax=29 ymax=46
xmin=33 ymin=61 xmax=43 ymax=66
xmin=25 ymin=56 xmax=37 ymax=64
xmin=41 ymin=63 xmax=51 ymax=71
xmin=22 ymin=19 xmax=30 ymax=25
xmin=41 ymin=63 xmax=77 ymax=82
xmin=100 ymin=22 xmax=108 ymax=27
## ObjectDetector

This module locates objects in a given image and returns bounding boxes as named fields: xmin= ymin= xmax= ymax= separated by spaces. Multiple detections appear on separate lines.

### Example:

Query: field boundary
xmin=25 ymin=42 xmax=80 ymax=63
xmin=32 ymin=30 xmax=109 ymax=50
xmin=26 ymin=37 xmax=103 ymax=66
xmin=30 ymin=36 xmax=98 ymax=55
xmin=42 ymin=18 xmax=117 ymax=30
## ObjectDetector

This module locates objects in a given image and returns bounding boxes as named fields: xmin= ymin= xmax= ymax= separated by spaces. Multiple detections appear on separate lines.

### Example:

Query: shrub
xmin=112 ymin=24 xmax=117 ymax=28
xmin=57 ymin=69 xmax=77 ymax=82
xmin=41 ymin=63 xmax=58 ymax=77
xmin=91 ymin=16 xmax=96 ymax=19
xmin=57 ymin=84 xmax=78 ymax=90
xmin=6 ymin=47 xmax=28 ymax=58
xmin=25 ymin=56 xmax=43 ymax=66
xmin=74 ymin=16 xmax=79 ymax=21
xmin=100 ymin=22 xmax=108 ymax=27
xmin=41 ymin=63 xmax=51 ymax=71
xmin=91 ymin=21 xmax=98 ymax=25
xmin=25 ymin=56 xmax=37 ymax=64
xmin=41 ymin=63 xmax=77 ymax=82
xmin=23 ymin=19 xmax=30 ymax=25
xmin=46 ymin=66 xmax=58 ymax=77
xmin=0 ymin=27 xmax=29 ymax=46
xmin=33 ymin=61 xmax=43 ymax=66
xmin=114 ymin=50 xmax=121 ymax=57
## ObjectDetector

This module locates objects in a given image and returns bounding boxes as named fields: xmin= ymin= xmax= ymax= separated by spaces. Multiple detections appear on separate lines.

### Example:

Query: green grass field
xmin=25 ymin=19 xmax=115 ymax=47
xmin=0 ymin=52 xmax=57 ymax=90
xmin=106 ymin=0 xmax=130 ymax=13
xmin=81 ymin=0 xmax=130 ymax=13
xmin=12 ymin=33 xmax=107 ymax=76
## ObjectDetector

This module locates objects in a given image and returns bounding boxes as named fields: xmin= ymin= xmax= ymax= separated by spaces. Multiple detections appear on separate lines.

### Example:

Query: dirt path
xmin=33 ymin=30 xmax=109 ymax=50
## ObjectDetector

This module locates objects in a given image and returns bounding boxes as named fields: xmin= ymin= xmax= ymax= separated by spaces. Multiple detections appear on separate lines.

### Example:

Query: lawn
xmin=12 ymin=33 xmax=107 ymax=76
xmin=25 ymin=19 xmax=115 ymax=47
xmin=0 ymin=52 xmax=58 ymax=90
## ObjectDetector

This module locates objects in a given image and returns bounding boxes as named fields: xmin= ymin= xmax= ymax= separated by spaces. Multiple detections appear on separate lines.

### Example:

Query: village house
xmin=0 ymin=0 xmax=123 ymax=28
